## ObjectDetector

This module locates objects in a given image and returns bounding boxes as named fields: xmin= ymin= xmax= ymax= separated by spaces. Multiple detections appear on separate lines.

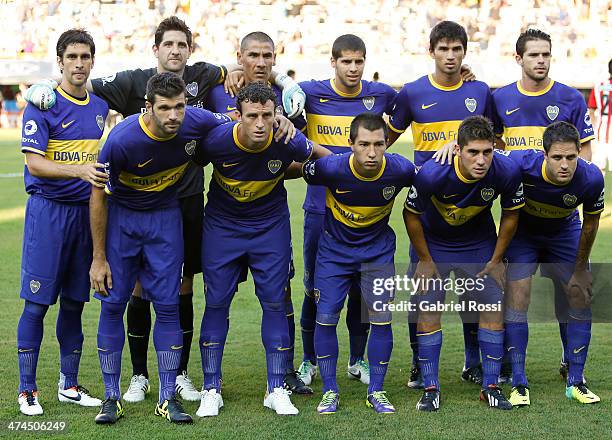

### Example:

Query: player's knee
xmin=260 ymin=300 xmax=285 ymax=313
xmin=568 ymin=307 xmax=592 ymax=321
xmin=59 ymin=297 xmax=84 ymax=314
xmin=479 ymin=310 xmax=504 ymax=329
xmin=315 ymin=312 xmax=340 ymax=326
xmin=152 ymin=302 xmax=179 ymax=324
xmin=506 ymin=279 xmax=531 ymax=311
xmin=23 ymin=300 xmax=49 ymax=320
xmin=368 ymin=310 xmax=392 ymax=325
xmin=100 ymin=301 xmax=127 ymax=322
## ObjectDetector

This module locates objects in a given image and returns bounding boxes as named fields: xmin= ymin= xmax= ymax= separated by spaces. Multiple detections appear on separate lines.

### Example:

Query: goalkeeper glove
xmin=274 ymin=73 xmax=305 ymax=119
xmin=24 ymin=79 xmax=58 ymax=110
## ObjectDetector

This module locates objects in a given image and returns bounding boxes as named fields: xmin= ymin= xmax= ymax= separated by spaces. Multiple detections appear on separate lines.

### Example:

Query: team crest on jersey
xmin=24 ymin=120 xmax=37 ymax=136
xmin=186 ymin=82 xmax=198 ymax=97
xmin=464 ymin=98 xmax=477 ymax=113
xmin=481 ymin=188 xmax=495 ymax=201
xmin=313 ymin=288 xmax=321 ymax=303
xmin=268 ymin=159 xmax=283 ymax=174
xmin=584 ymin=110 xmax=592 ymax=126
xmin=408 ymin=186 xmax=418 ymax=199
xmin=362 ymin=96 xmax=375 ymax=110
xmin=546 ymin=105 xmax=559 ymax=121
xmin=29 ymin=280 xmax=40 ymax=294
xmin=101 ymin=74 xmax=116 ymax=86
xmin=515 ymin=183 xmax=524 ymax=197
xmin=382 ymin=186 xmax=396 ymax=200
xmin=96 ymin=115 xmax=104 ymax=131
xmin=184 ymin=140 xmax=197 ymax=155
xmin=563 ymin=194 xmax=577 ymax=206
xmin=598 ymin=189 xmax=605 ymax=202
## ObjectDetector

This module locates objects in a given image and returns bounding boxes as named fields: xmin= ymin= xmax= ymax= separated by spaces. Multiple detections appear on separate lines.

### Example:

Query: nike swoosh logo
xmin=507 ymin=346 xmax=516 ymax=351
xmin=524 ymin=183 xmax=536 ymax=187
xmin=348 ymin=371 xmax=362 ymax=379
xmin=226 ymin=105 xmax=236 ymax=111
xmin=61 ymin=120 xmax=75 ymax=129
xmin=73 ymin=349 xmax=82 ymax=354
xmin=18 ymin=348 xmax=34 ymax=353
xmin=58 ymin=392 xmax=81 ymax=402
xmin=379 ymin=361 xmax=389 ymax=365
xmin=223 ymin=162 xmax=239 ymax=168
xmin=138 ymin=158 xmax=153 ymax=168
xmin=319 ymin=98 xmax=329 ymax=103
xmin=442 ymin=194 xmax=459 ymax=199
xmin=417 ymin=357 xmax=428 ymax=361
xmin=317 ymin=355 xmax=331 ymax=359
xmin=421 ymin=103 xmax=437 ymax=110
xmin=277 ymin=347 xmax=292 ymax=351
xmin=573 ymin=345 xmax=586 ymax=354
xmin=505 ymin=108 xmax=520 ymax=115
xmin=97 ymin=347 xmax=109 ymax=352
xmin=335 ymin=189 xmax=351 ymax=194
xmin=487 ymin=355 xmax=502 ymax=361
xmin=202 ymin=342 xmax=220 ymax=347
xmin=170 ymin=345 xmax=183 ymax=350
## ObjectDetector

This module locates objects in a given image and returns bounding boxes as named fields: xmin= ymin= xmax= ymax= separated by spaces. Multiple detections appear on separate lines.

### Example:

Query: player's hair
xmin=240 ymin=32 xmax=275 ymax=52
xmin=543 ymin=121 xmax=580 ymax=153
xmin=515 ymin=28 xmax=551 ymax=57
xmin=457 ymin=116 xmax=495 ymax=149
xmin=349 ymin=113 xmax=388 ymax=142
xmin=332 ymin=34 xmax=366 ymax=59
xmin=56 ymin=29 xmax=95 ymax=59
xmin=154 ymin=16 xmax=192 ymax=48
xmin=145 ymin=72 xmax=186 ymax=104
xmin=429 ymin=21 xmax=467 ymax=52
xmin=236 ymin=82 xmax=277 ymax=113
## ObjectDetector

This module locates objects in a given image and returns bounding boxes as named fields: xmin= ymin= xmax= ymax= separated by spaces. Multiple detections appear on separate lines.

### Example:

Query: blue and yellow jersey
xmin=506 ymin=149 xmax=604 ymax=232
xmin=21 ymin=87 xmax=109 ymax=203
xmin=196 ymin=122 xmax=313 ymax=219
xmin=492 ymin=80 xmax=595 ymax=150
xmin=389 ymin=75 xmax=494 ymax=167
xmin=299 ymin=79 xmax=397 ymax=213
xmin=206 ymin=83 xmax=286 ymax=115
xmin=303 ymin=152 xmax=414 ymax=245
xmin=100 ymin=107 xmax=230 ymax=211
xmin=404 ymin=151 xmax=524 ymax=248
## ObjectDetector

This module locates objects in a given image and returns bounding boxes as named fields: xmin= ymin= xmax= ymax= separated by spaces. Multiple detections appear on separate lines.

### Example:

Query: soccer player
xmin=89 ymin=72 xmax=231 ymax=424
xmin=388 ymin=21 xmax=494 ymax=388
xmin=298 ymin=113 xmax=415 ymax=414
xmin=194 ymin=83 xmax=329 ymax=417
xmin=17 ymin=29 xmax=108 ymax=416
xmin=502 ymin=122 xmax=604 ymax=406
xmin=404 ymin=116 xmax=524 ymax=411
xmin=588 ymin=58 xmax=612 ymax=172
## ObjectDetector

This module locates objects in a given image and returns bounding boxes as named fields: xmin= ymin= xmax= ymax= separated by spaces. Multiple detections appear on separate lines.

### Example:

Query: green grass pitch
xmin=0 ymin=129 xmax=610 ymax=439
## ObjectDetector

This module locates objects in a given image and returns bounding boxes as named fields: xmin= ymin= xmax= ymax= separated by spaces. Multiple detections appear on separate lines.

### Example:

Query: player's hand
xmin=460 ymin=64 xmax=476 ymax=82
xmin=78 ymin=163 xmax=109 ymax=188
xmin=224 ymin=71 xmax=244 ymax=97
xmin=90 ymin=258 xmax=112 ymax=295
xmin=477 ymin=260 xmax=506 ymax=289
xmin=274 ymin=114 xmax=296 ymax=144
xmin=413 ymin=260 xmax=441 ymax=294
xmin=275 ymin=73 xmax=306 ymax=118
xmin=433 ymin=141 xmax=457 ymax=165
xmin=567 ymin=269 xmax=593 ymax=306
xmin=24 ymin=79 xmax=58 ymax=110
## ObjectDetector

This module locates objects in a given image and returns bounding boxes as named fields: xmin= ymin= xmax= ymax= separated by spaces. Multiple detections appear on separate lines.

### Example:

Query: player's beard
xmin=151 ymin=110 xmax=181 ymax=136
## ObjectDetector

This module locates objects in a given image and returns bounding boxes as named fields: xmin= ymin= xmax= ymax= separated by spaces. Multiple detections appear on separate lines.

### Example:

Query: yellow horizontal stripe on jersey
xmin=305 ymin=113 xmax=353 ymax=148
xmin=46 ymin=139 xmax=100 ymax=164
xmin=119 ymin=162 xmax=189 ymax=192
xmin=523 ymin=198 xmax=575 ymax=218
xmin=411 ymin=120 xmax=462 ymax=152
xmin=213 ymin=169 xmax=284 ymax=202
xmin=503 ymin=126 xmax=545 ymax=150
xmin=326 ymin=189 xmax=394 ymax=228
xmin=430 ymin=195 xmax=488 ymax=226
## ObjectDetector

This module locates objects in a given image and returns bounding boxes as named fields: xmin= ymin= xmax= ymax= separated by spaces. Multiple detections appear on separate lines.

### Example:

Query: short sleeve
xmin=191 ymin=62 xmax=226 ymax=87
xmin=491 ymin=91 xmax=504 ymax=136
xmin=570 ymin=92 xmax=595 ymax=143
xmin=90 ymin=70 xmax=135 ymax=114
xmin=287 ymin=130 xmax=313 ymax=162
xmin=404 ymin=168 xmax=432 ymax=214
xmin=388 ymin=85 xmax=412 ymax=133
xmin=499 ymin=160 xmax=525 ymax=210
xmin=583 ymin=168 xmax=605 ymax=214
xmin=204 ymin=85 xmax=236 ymax=113
xmin=483 ymin=86 xmax=495 ymax=125
xmin=395 ymin=154 xmax=416 ymax=188
xmin=21 ymin=104 xmax=49 ymax=155
xmin=382 ymin=83 xmax=398 ymax=115
xmin=98 ymin=135 xmax=125 ymax=195
xmin=190 ymin=107 xmax=232 ymax=131
xmin=302 ymin=155 xmax=332 ymax=186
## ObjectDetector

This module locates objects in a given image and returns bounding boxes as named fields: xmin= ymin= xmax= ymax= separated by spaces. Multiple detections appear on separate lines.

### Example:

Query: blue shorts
xmin=21 ymin=195 xmax=92 ymax=305
xmin=314 ymin=228 xmax=396 ymax=325
xmin=409 ymin=238 xmax=503 ymax=306
xmin=94 ymin=202 xmax=183 ymax=305
xmin=202 ymin=214 xmax=292 ymax=307
xmin=505 ymin=222 xmax=581 ymax=283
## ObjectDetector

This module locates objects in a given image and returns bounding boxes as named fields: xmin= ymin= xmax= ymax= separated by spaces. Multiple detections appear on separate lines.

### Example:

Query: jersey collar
xmin=517 ymin=79 xmax=555 ymax=96
xmin=330 ymin=79 xmax=362 ymax=98
xmin=138 ymin=114 xmax=177 ymax=141
xmin=233 ymin=122 xmax=273 ymax=153
xmin=428 ymin=74 xmax=463 ymax=91
xmin=57 ymin=86 xmax=90 ymax=105
xmin=349 ymin=153 xmax=386 ymax=181
xmin=453 ymin=155 xmax=479 ymax=183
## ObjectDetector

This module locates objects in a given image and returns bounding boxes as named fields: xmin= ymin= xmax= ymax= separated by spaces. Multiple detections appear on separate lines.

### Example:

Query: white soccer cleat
xmin=297 ymin=361 xmax=318 ymax=386
xmin=175 ymin=371 xmax=201 ymax=402
xmin=264 ymin=387 xmax=299 ymax=415
xmin=58 ymin=385 xmax=102 ymax=407
xmin=196 ymin=389 xmax=224 ymax=417
xmin=18 ymin=390 xmax=43 ymax=416
xmin=122 ymin=374 xmax=150 ymax=403
xmin=347 ymin=360 xmax=370 ymax=385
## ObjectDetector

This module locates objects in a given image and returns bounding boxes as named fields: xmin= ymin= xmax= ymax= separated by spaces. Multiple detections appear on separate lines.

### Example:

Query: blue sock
xmin=300 ymin=292 xmax=317 ymax=364
xmin=567 ymin=308 xmax=592 ymax=386
xmin=153 ymin=303 xmax=182 ymax=403
xmin=408 ymin=320 xmax=418 ymax=366
xmin=417 ymin=329 xmax=442 ymax=390
xmin=504 ymin=308 xmax=529 ymax=386
xmin=460 ymin=314 xmax=480 ymax=368
xmin=17 ymin=301 xmax=49 ymax=392
xmin=286 ymin=297 xmax=295 ymax=371
xmin=559 ymin=322 xmax=569 ymax=363
xmin=479 ymin=328 xmax=504 ymax=388
xmin=200 ymin=305 xmax=229 ymax=391
xmin=261 ymin=301 xmax=290 ymax=391
xmin=347 ymin=288 xmax=369 ymax=365
xmin=315 ymin=319 xmax=339 ymax=393
xmin=367 ymin=324 xmax=393 ymax=394
xmin=97 ymin=301 xmax=126 ymax=400
xmin=56 ymin=298 xmax=84 ymax=389
xmin=553 ymin=279 xmax=570 ymax=363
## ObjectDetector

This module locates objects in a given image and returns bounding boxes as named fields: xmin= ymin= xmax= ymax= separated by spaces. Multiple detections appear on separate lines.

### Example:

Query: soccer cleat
xmin=416 ymin=387 xmax=440 ymax=412
xmin=196 ymin=389 xmax=224 ymax=417
xmin=175 ymin=371 xmax=201 ymax=402
xmin=565 ymin=383 xmax=600 ymax=404
xmin=18 ymin=390 xmax=43 ymax=416
xmin=366 ymin=391 xmax=395 ymax=414
xmin=122 ymin=374 xmax=150 ymax=403
xmin=297 ymin=360 xmax=317 ymax=386
xmin=317 ymin=390 xmax=339 ymax=414
xmin=461 ymin=364 xmax=483 ymax=385
xmin=284 ymin=370 xmax=313 ymax=395
xmin=58 ymin=385 xmax=102 ymax=407
xmin=509 ymin=385 xmax=530 ymax=407
xmin=347 ymin=359 xmax=370 ymax=385
xmin=480 ymin=386 xmax=513 ymax=410
xmin=95 ymin=398 xmax=124 ymax=424
xmin=155 ymin=398 xmax=193 ymax=423
xmin=263 ymin=387 xmax=299 ymax=415
xmin=498 ymin=362 xmax=512 ymax=385
xmin=407 ymin=365 xmax=424 ymax=389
